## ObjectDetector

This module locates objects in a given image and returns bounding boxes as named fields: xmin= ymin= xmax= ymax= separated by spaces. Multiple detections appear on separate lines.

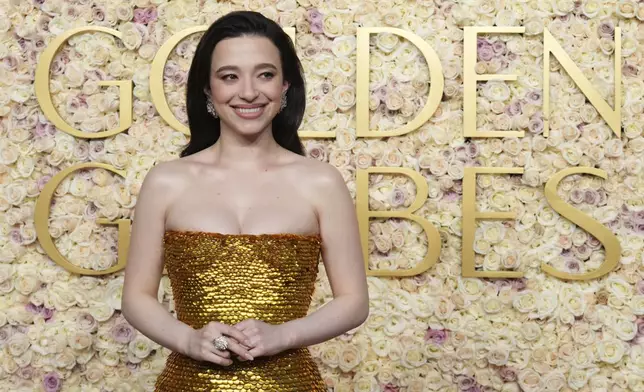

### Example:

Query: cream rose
xmin=338 ymin=345 xmax=361 ymax=372
xmin=518 ymin=368 xmax=543 ymax=392
xmin=598 ymin=339 xmax=625 ymax=364
xmin=513 ymin=290 xmax=538 ymax=313
xmin=567 ymin=368 xmax=592 ymax=390
xmin=7 ymin=333 xmax=30 ymax=357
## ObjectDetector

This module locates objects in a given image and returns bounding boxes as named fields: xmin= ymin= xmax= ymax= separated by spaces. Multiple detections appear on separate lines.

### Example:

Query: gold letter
xmin=356 ymin=167 xmax=441 ymax=277
xmin=150 ymin=26 xmax=208 ymax=136
xmin=35 ymin=27 xmax=132 ymax=139
xmin=543 ymin=28 xmax=621 ymax=138
xmin=462 ymin=167 xmax=524 ymax=278
xmin=35 ymin=163 xmax=130 ymax=275
xmin=543 ymin=167 xmax=620 ymax=280
xmin=463 ymin=27 xmax=525 ymax=138
xmin=356 ymin=27 xmax=444 ymax=137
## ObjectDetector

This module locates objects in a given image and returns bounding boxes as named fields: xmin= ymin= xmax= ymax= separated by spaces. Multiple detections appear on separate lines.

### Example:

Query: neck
xmin=209 ymin=123 xmax=281 ymax=170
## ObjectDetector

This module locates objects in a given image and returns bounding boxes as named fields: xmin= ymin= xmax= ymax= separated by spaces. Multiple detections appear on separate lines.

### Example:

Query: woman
xmin=121 ymin=11 xmax=369 ymax=391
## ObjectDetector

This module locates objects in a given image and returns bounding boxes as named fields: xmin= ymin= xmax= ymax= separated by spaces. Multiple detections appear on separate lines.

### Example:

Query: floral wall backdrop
xmin=1 ymin=0 xmax=644 ymax=391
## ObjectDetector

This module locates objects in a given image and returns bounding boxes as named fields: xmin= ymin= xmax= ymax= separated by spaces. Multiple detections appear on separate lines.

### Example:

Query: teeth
xmin=236 ymin=107 xmax=262 ymax=113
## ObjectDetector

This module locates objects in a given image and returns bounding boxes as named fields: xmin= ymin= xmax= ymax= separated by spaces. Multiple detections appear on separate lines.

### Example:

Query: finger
xmin=226 ymin=340 xmax=254 ymax=361
xmin=221 ymin=325 xmax=253 ymax=346
xmin=248 ymin=345 xmax=264 ymax=358
xmin=235 ymin=319 xmax=254 ymax=330
xmin=203 ymin=340 xmax=231 ymax=358
xmin=202 ymin=350 xmax=233 ymax=366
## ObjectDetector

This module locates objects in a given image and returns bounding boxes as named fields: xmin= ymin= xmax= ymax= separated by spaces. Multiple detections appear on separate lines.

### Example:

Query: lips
xmin=231 ymin=104 xmax=267 ymax=119
xmin=235 ymin=107 xmax=263 ymax=114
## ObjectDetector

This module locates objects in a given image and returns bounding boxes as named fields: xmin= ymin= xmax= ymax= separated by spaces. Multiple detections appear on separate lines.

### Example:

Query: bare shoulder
xmin=138 ymin=156 xmax=199 ymax=204
xmin=142 ymin=159 xmax=188 ymax=189
xmin=287 ymin=156 xmax=348 ymax=202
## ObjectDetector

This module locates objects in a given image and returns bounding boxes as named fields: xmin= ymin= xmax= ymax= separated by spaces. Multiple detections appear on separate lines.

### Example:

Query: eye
xmin=221 ymin=74 xmax=237 ymax=81
xmin=260 ymin=72 xmax=275 ymax=79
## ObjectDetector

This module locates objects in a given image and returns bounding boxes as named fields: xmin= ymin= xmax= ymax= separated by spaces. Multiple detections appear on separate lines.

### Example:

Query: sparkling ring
xmin=212 ymin=336 xmax=229 ymax=351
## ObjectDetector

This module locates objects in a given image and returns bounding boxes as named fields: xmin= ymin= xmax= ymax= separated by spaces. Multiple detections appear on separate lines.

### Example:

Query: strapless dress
xmin=155 ymin=230 xmax=327 ymax=392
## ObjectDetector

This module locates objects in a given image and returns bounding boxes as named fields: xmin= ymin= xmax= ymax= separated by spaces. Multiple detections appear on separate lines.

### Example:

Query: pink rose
xmin=424 ymin=328 xmax=448 ymax=345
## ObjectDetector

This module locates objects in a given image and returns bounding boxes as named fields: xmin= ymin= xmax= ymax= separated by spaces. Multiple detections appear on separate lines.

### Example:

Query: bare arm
xmin=121 ymin=164 xmax=253 ymax=364
xmin=121 ymin=163 xmax=194 ymax=354
xmin=279 ymin=164 xmax=369 ymax=349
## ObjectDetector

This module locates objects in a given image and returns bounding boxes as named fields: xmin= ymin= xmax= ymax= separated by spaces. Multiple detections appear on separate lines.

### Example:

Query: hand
xmin=234 ymin=319 xmax=292 ymax=358
xmin=183 ymin=321 xmax=255 ymax=366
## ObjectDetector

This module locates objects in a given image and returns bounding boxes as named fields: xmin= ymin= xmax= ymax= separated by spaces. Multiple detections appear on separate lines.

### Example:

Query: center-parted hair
xmin=182 ymin=11 xmax=306 ymax=157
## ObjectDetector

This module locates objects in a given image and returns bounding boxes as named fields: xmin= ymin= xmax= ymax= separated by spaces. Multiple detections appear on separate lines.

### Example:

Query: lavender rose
xmin=111 ymin=322 xmax=137 ymax=344
xmin=43 ymin=372 xmax=61 ymax=392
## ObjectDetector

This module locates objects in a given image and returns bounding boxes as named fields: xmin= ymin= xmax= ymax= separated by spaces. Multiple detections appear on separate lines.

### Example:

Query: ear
xmin=282 ymin=81 xmax=290 ymax=94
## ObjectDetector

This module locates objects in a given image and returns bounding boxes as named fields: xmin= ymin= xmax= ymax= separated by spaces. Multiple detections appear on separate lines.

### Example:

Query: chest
xmin=165 ymin=173 xmax=317 ymax=234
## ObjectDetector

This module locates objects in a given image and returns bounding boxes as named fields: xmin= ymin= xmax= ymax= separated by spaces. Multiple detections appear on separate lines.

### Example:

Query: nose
xmin=239 ymin=77 xmax=259 ymax=101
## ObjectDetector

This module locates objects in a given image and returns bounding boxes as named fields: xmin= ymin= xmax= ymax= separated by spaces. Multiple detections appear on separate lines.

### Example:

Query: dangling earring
xmin=206 ymin=95 xmax=218 ymax=118
xmin=279 ymin=91 xmax=287 ymax=113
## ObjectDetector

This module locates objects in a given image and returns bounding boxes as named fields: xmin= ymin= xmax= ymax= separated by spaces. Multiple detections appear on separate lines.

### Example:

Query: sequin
xmin=155 ymin=230 xmax=327 ymax=392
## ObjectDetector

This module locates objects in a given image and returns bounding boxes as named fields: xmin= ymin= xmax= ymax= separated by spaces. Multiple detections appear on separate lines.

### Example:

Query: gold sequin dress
xmin=155 ymin=230 xmax=327 ymax=392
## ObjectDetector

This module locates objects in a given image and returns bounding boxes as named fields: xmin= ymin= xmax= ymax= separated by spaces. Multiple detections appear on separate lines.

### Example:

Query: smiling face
xmin=207 ymin=35 xmax=288 ymax=137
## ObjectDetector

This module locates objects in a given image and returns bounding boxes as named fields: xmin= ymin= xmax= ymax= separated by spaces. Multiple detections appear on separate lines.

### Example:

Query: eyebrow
xmin=215 ymin=63 xmax=278 ymax=73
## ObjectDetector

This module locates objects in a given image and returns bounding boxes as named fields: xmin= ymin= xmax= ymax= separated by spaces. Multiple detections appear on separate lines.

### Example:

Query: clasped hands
xmin=185 ymin=319 xmax=293 ymax=366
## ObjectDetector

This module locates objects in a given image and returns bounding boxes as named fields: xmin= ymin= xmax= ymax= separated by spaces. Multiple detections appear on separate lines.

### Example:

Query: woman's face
xmin=207 ymin=35 xmax=288 ymax=137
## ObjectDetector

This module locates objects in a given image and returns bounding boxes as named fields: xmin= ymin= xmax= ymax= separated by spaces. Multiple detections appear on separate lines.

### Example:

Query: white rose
xmin=322 ymin=14 xmax=343 ymax=38
xmin=119 ymin=23 xmax=142 ymax=50
xmin=332 ymin=85 xmax=355 ymax=111
xmin=104 ymin=277 xmax=124 ymax=311
xmin=310 ymin=53 xmax=334 ymax=76
xmin=567 ymin=368 xmax=592 ymax=390
xmin=375 ymin=32 xmax=399 ymax=53
xmin=581 ymin=0 xmax=601 ymax=17
xmin=513 ymin=290 xmax=537 ymax=313
xmin=630 ymin=295 xmax=644 ymax=315
xmin=518 ymin=368 xmax=543 ymax=392
xmin=482 ymin=81 xmax=511 ymax=101
xmin=457 ymin=278 xmax=484 ymax=300
xmin=543 ymin=371 xmax=566 ymax=391
xmin=338 ymin=345 xmax=361 ymax=372
xmin=98 ymin=350 xmax=120 ymax=367
xmin=64 ymin=61 xmax=85 ymax=87
xmin=331 ymin=36 xmax=356 ymax=58
xmin=562 ymin=290 xmax=586 ymax=317
xmin=353 ymin=375 xmax=378 ymax=392
xmin=88 ymin=301 xmax=114 ymax=322
xmin=488 ymin=346 xmax=510 ymax=366
xmin=571 ymin=322 xmax=595 ymax=345
xmin=54 ymin=347 xmax=76 ymax=369
xmin=68 ymin=330 xmax=93 ymax=350
xmin=0 ymin=140 xmax=19 ymax=164
xmin=7 ymin=333 xmax=30 ymax=356
xmin=521 ymin=321 xmax=541 ymax=341
xmin=401 ymin=347 xmax=425 ymax=368
xmin=533 ymin=292 xmax=558 ymax=319
xmin=14 ymin=272 xmax=39 ymax=295
xmin=573 ymin=347 xmax=594 ymax=369
xmin=434 ymin=297 xmax=454 ymax=319
xmin=589 ymin=375 xmax=609 ymax=391
xmin=598 ymin=339 xmax=625 ymax=364
xmin=85 ymin=362 xmax=105 ymax=383
xmin=613 ymin=316 xmax=637 ymax=341
xmin=4 ymin=183 xmax=27 ymax=206
xmin=483 ymin=297 xmax=503 ymax=314
xmin=10 ymin=84 xmax=32 ymax=103
xmin=606 ymin=276 xmax=633 ymax=299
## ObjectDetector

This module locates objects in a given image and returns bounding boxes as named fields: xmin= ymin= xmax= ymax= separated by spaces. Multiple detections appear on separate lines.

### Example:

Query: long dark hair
xmin=181 ymin=11 xmax=306 ymax=157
